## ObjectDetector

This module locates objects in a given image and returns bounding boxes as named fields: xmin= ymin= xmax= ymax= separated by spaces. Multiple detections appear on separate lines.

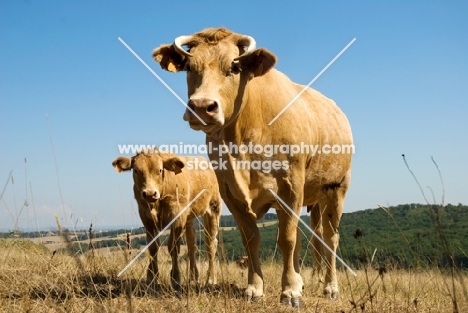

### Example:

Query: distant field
xmin=28 ymin=220 xmax=278 ymax=254
xmin=30 ymin=232 xmax=151 ymax=253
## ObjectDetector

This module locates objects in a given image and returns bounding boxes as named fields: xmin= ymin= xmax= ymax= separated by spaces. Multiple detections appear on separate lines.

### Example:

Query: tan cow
xmin=153 ymin=28 xmax=353 ymax=306
xmin=112 ymin=150 xmax=221 ymax=292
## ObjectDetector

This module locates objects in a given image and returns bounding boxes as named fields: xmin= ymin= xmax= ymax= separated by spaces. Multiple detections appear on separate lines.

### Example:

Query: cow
xmin=152 ymin=28 xmax=353 ymax=306
xmin=112 ymin=149 xmax=221 ymax=292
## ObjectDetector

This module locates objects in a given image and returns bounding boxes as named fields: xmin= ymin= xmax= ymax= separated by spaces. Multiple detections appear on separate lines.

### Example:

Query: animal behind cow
xmin=153 ymin=28 xmax=353 ymax=307
xmin=112 ymin=149 xmax=221 ymax=292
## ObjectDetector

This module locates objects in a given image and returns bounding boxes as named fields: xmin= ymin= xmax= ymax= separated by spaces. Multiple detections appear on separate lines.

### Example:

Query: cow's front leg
xmin=168 ymin=225 xmax=183 ymax=292
xmin=230 ymin=208 xmax=263 ymax=302
xmin=276 ymin=201 xmax=304 ymax=308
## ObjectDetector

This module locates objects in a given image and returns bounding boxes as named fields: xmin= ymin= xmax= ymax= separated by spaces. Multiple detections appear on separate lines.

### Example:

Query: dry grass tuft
xmin=0 ymin=239 xmax=467 ymax=312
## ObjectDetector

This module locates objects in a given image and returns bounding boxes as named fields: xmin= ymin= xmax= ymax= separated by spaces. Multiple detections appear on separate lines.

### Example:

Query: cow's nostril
xmin=207 ymin=102 xmax=218 ymax=113
xmin=188 ymin=100 xmax=195 ymax=111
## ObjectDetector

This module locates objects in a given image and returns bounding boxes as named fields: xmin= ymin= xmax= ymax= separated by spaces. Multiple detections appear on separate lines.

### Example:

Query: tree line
xmin=4 ymin=203 xmax=468 ymax=269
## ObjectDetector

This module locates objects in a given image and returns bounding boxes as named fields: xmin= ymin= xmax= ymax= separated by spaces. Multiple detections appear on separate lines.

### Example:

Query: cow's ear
xmin=112 ymin=157 xmax=132 ymax=173
xmin=238 ymin=48 xmax=277 ymax=77
xmin=163 ymin=157 xmax=185 ymax=175
xmin=152 ymin=44 xmax=187 ymax=73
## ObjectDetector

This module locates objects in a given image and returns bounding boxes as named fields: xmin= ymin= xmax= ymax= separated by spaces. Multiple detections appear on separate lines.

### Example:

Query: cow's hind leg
xmin=320 ymin=175 xmax=349 ymax=300
xmin=308 ymin=204 xmax=325 ymax=283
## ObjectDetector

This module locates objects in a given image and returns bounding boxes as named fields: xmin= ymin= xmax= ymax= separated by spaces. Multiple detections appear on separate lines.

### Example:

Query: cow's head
xmin=153 ymin=28 xmax=277 ymax=137
xmin=112 ymin=150 xmax=184 ymax=203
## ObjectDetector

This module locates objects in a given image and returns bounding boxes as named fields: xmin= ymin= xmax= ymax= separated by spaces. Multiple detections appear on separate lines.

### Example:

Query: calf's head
xmin=112 ymin=152 xmax=184 ymax=203
xmin=153 ymin=28 xmax=277 ymax=137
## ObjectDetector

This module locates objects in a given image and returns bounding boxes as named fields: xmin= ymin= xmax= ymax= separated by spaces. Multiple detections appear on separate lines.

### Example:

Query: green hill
xmin=8 ymin=203 xmax=468 ymax=270
xmin=218 ymin=203 xmax=468 ymax=269
xmin=338 ymin=203 xmax=468 ymax=269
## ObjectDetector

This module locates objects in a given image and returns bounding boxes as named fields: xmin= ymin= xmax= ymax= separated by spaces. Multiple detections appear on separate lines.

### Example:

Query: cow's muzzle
xmin=184 ymin=98 xmax=219 ymax=124
xmin=141 ymin=189 xmax=160 ymax=203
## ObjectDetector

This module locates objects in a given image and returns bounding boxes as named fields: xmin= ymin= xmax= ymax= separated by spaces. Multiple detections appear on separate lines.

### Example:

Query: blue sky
xmin=1 ymin=1 xmax=467 ymax=231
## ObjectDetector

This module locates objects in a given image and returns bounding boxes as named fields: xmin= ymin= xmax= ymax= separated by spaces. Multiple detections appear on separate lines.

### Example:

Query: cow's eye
xmin=159 ymin=169 xmax=163 ymax=175
xmin=231 ymin=62 xmax=242 ymax=75
xmin=133 ymin=169 xmax=139 ymax=175
xmin=184 ymin=64 xmax=191 ymax=72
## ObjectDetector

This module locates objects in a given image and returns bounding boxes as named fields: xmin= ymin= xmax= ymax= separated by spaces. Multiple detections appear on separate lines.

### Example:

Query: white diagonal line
xmin=118 ymin=37 xmax=206 ymax=125
xmin=268 ymin=189 xmax=357 ymax=277
xmin=117 ymin=189 xmax=206 ymax=277
xmin=0 ymin=170 xmax=13 ymax=201
xmin=268 ymin=38 xmax=356 ymax=125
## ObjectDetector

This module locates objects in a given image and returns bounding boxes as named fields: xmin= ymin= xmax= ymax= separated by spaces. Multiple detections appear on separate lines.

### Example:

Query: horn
xmin=174 ymin=35 xmax=193 ymax=57
xmin=234 ymin=35 xmax=256 ymax=61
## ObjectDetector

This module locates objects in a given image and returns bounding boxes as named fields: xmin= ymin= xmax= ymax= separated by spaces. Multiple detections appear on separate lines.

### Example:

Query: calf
xmin=112 ymin=150 xmax=221 ymax=291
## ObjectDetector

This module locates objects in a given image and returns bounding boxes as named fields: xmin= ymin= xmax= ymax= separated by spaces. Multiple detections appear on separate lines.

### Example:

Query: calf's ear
xmin=112 ymin=157 xmax=132 ymax=173
xmin=238 ymin=48 xmax=277 ymax=77
xmin=152 ymin=44 xmax=187 ymax=73
xmin=163 ymin=157 xmax=185 ymax=175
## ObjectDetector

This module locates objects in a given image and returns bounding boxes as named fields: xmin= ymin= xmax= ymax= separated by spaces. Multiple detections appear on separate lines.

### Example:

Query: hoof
xmin=251 ymin=295 xmax=262 ymax=303
xmin=324 ymin=289 xmax=339 ymax=300
xmin=244 ymin=286 xmax=263 ymax=303
xmin=172 ymin=281 xmax=184 ymax=297
xmin=203 ymin=284 xmax=221 ymax=295
xmin=145 ymin=282 xmax=161 ymax=297
xmin=203 ymin=283 xmax=213 ymax=292
xmin=280 ymin=295 xmax=304 ymax=308
xmin=244 ymin=294 xmax=262 ymax=303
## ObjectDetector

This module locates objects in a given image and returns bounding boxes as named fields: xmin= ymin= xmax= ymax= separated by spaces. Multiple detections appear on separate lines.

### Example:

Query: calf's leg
xmin=185 ymin=219 xmax=199 ymax=283
xmin=168 ymin=224 xmax=183 ymax=292
xmin=203 ymin=207 xmax=220 ymax=286
xmin=146 ymin=228 xmax=161 ymax=292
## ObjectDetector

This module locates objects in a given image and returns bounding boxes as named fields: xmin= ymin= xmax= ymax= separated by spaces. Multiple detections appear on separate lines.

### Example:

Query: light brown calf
xmin=112 ymin=150 xmax=221 ymax=291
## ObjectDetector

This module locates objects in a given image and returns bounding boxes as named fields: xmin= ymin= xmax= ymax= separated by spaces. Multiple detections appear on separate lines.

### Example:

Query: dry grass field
xmin=1 ymin=238 xmax=467 ymax=313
